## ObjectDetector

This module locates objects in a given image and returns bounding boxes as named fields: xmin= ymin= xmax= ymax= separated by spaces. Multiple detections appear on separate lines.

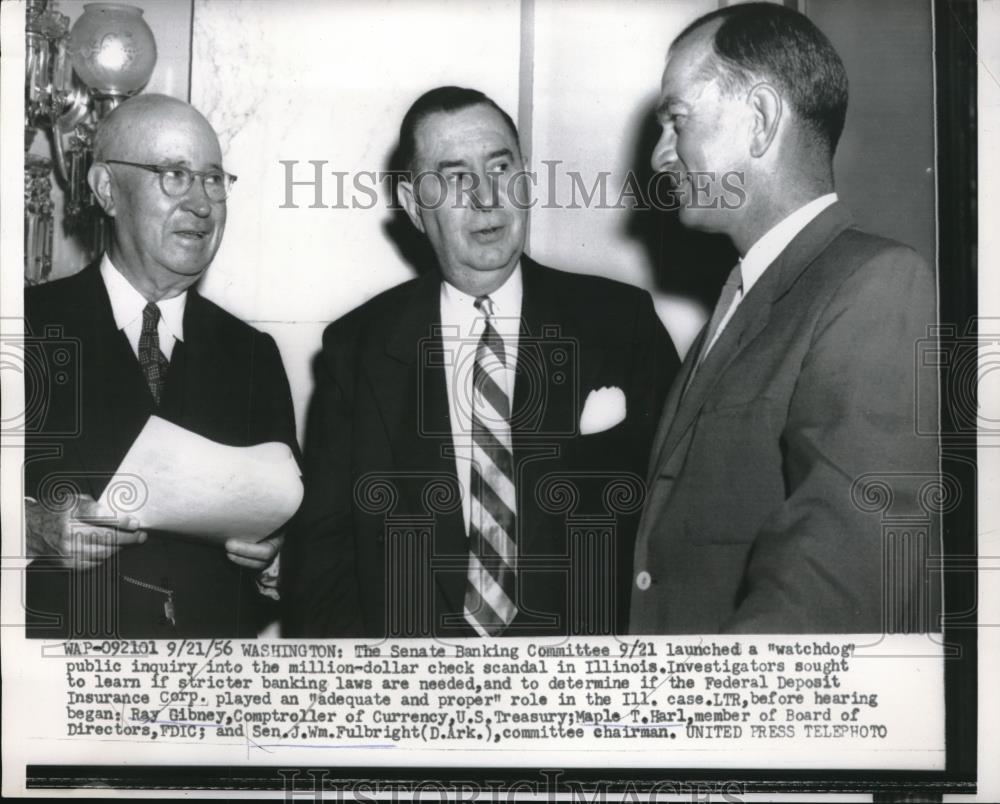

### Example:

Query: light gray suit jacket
xmin=630 ymin=203 xmax=941 ymax=634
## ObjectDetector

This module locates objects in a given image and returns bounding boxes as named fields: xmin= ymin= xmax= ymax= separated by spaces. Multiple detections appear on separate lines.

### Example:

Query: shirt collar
xmin=440 ymin=262 xmax=523 ymax=335
xmin=739 ymin=193 xmax=838 ymax=295
xmin=100 ymin=253 xmax=187 ymax=342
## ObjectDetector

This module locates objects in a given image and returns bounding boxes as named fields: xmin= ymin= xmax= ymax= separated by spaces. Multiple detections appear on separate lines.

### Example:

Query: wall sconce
xmin=25 ymin=0 xmax=157 ymax=284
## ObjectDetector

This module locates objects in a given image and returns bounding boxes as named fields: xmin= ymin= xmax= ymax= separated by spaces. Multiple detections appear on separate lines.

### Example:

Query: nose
xmin=180 ymin=176 xmax=213 ymax=217
xmin=651 ymin=125 xmax=677 ymax=174
xmin=470 ymin=170 xmax=500 ymax=210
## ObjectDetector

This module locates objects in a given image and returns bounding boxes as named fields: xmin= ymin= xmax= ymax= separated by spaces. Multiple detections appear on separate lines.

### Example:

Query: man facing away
xmin=289 ymin=87 xmax=680 ymax=638
xmin=25 ymin=95 xmax=299 ymax=638
xmin=631 ymin=4 xmax=941 ymax=634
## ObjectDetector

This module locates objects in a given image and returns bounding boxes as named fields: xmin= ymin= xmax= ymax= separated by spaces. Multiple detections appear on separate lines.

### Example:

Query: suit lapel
xmin=513 ymin=258 xmax=583 ymax=553
xmin=646 ymin=327 xmax=704 ymax=482
xmin=653 ymin=271 xmax=777 ymax=468
xmin=514 ymin=258 xmax=576 ymax=432
xmin=650 ymin=203 xmax=854 ymax=472
xmin=379 ymin=272 xmax=467 ymax=614
xmin=168 ymin=289 xmax=232 ymax=437
xmin=76 ymin=264 xmax=152 ymax=489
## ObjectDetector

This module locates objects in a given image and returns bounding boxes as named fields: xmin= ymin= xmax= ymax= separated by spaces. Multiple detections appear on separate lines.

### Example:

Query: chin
xmin=472 ymin=259 xmax=513 ymax=274
xmin=165 ymin=261 xmax=211 ymax=278
xmin=678 ymin=207 xmax=724 ymax=235
xmin=475 ymin=244 xmax=520 ymax=271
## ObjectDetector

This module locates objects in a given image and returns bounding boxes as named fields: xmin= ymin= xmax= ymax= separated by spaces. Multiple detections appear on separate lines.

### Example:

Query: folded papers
xmin=97 ymin=416 xmax=303 ymax=544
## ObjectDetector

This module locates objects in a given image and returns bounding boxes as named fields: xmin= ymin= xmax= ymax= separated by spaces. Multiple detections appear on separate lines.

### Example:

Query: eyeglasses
xmin=103 ymin=160 xmax=237 ymax=202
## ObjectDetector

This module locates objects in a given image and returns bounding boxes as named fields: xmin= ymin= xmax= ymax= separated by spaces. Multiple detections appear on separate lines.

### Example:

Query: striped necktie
xmin=138 ymin=302 xmax=169 ymax=406
xmin=464 ymin=295 xmax=518 ymax=636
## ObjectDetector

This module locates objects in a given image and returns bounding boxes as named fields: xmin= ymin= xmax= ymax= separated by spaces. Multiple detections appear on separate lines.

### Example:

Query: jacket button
xmin=636 ymin=571 xmax=651 ymax=591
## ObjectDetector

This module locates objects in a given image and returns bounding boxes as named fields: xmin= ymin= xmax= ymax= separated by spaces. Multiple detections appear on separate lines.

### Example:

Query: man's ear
xmin=748 ymin=83 xmax=782 ymax=158
xmin=88 ymin=163 xmax=117 ymax=217
xmin=396 ymin=179 xmax=425 ymax=233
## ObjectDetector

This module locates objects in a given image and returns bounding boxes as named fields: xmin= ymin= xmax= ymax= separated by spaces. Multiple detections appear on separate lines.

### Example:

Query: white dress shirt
xmin=100 ymin=254 xmax=186 ymax=360
xmin=439 ymin=265 xmax=523 ymax=534
xmin=704 ymin=193 xmax=839 ymax=355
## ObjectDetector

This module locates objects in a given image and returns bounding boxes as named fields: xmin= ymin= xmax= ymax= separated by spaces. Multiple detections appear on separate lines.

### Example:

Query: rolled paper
xmin=98 ymin=416 xmax=302 ymax=544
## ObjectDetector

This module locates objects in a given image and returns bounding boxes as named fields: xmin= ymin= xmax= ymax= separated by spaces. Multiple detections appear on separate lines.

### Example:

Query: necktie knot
xmin=475 ymin=295 xmax=506 ymax=368
xmin=685 ymin=262 xmax=745 ymax=389
xmin=474 ymin=295 xmax=495 ymax=317
xmin=142 ymin=301 xmax=161 ymax=330
xmin=727 ymin=263 xmax=744 ymax=294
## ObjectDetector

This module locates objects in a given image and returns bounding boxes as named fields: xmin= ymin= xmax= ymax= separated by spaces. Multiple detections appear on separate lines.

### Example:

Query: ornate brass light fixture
xmin=25 ymin=1 xmax=157 ymax=284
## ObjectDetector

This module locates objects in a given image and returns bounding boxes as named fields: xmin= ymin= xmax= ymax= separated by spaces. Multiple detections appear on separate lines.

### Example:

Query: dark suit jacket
xmin=630 ymin=203 xmax=941 ymax=634
xmin=24 ymin=262 xmax=299 ymax=639
xmin=287 ymin=256 xmax=679 ymax=637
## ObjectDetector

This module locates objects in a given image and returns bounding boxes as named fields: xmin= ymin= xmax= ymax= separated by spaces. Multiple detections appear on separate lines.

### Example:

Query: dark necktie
xmin=464 ymin=295 xmax=518 ymax=636
xmin=138 ymin=301 xmax=169 ymax=406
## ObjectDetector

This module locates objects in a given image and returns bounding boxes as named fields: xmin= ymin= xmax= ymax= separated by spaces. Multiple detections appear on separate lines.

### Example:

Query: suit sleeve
xmin=250 ymin=332 xmax=300 ymax=461
xmin=723 ymin=246 xmax=940 ymax=633
xmin=283 ymin=326 xmax=364 ymax=636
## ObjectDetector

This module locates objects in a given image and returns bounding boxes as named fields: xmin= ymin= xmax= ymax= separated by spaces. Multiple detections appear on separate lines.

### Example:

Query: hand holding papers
xmin=98 ymin=416 xmax=302 ymax=545
xmin=25 ymin=493 xmax=147 ymax=571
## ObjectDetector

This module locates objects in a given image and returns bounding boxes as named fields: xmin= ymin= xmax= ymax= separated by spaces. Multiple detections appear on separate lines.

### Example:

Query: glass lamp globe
xmin=67 ymin=3 xmax=157 ymax=97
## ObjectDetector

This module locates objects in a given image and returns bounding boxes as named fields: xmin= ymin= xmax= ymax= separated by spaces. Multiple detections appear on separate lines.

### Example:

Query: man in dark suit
xmin=24 ymin=95 xmax=298 ymax=638
xmin=289 ymin=87 xmax=679 ymax=638
xmin=631 ymin=4 xmax=940 ymax=634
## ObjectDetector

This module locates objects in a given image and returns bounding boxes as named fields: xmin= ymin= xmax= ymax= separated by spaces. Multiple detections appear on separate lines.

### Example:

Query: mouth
xmin=658 ymin=169 xmax=684 ymax=189
xmin=174 ymin=229 xmax=211 ymax=241
xmin=661 ymin=170 xmax=691 ymax=207
xmin=470 ymin=224 xmax=505 ymax=243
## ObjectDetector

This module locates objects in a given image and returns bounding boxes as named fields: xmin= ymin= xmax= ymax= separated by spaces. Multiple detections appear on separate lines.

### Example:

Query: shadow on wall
xmin=381 ymin=141 xmax=438 ymax=277
xmin=623 ymin=100 xmax=737 ymax=312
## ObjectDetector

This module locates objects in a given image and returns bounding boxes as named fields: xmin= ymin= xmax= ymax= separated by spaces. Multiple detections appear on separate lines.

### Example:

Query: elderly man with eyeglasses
xmin=23 ymin=94 xmax=299 ymax=639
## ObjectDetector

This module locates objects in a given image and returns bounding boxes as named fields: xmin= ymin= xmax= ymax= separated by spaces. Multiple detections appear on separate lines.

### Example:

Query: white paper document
xmin=97 ymin=416 xmax=303 ymax=544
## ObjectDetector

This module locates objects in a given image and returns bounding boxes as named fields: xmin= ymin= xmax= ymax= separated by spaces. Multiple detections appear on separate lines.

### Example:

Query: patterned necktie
xmin=138 ymin=302 xmax=169 ymax=406
xmin=685 ymin=263 xmax=743 ymax=393
xmin=464 ymin=295 xmax=518 ymax=636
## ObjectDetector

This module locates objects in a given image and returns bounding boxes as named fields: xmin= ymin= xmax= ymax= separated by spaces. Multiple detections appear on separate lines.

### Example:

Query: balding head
xmin=88 ymin=94 xmax=229 ymax=300
xmin=93 ymin=94 xmax=220 ymax=163
xmin=671 ymin=3 xmax=848 ymax=159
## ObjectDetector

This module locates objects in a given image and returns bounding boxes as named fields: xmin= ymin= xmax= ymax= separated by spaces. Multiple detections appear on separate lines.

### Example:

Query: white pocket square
xmin=579 ymin=386 xmax=627 ymax=435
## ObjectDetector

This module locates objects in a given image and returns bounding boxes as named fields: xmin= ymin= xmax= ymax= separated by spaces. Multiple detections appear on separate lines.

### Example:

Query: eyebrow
xmin=160 ymin=157 xmax=225 ymax=171
xmin=655 ymin=96 xmax=687 ymax=119
xmin=436 ymin=158 xmax=470 ymax=171
xmin=434 ymin=148 xmax=516 ymax=171
xmin=486 ymin=148 xmax=515 ymax=162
